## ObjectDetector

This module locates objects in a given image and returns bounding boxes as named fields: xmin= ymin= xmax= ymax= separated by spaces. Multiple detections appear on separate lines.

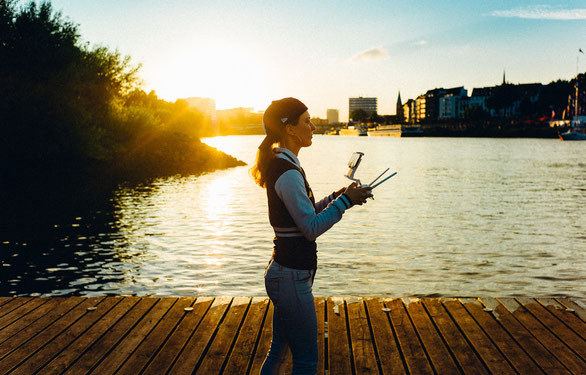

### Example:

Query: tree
xmin=536 ymin=79 xmax=572 ymax=118
xmin=0 ymin=0 xmax=238 ymax=179
xmin=0 ymin=0 xmax=142 ymax=164
xmin=350 ymin=109 xmax=367 ymax=123
xmin=463 ymin=105 xmax=489 ymax=121
xmin=486 ymin=83 xmax=519 ymax=116
xmin=367 ymin=112 xmax=381 ymax=124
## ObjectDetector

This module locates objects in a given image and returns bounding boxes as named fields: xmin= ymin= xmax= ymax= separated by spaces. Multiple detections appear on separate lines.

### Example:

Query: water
xmin=1 ymin=136 xmax=584 ymax=298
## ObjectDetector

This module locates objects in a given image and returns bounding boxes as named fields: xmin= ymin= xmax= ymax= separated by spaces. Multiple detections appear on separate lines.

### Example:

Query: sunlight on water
xmin=1 ymin=135 xmax=584 ymax=298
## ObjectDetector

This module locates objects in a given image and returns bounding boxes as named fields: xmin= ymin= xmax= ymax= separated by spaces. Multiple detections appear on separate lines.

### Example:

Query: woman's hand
xmin=343 ymin=182 xmax=373 ymax=206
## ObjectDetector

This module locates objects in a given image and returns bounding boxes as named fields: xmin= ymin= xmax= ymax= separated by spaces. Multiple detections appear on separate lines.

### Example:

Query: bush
xmin=0 ymin=0 xmax=240 ymax=178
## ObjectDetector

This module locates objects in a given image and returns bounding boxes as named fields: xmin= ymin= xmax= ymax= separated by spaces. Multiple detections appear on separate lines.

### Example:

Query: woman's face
xmin=288 ymin=111 xmax=316 ymax=147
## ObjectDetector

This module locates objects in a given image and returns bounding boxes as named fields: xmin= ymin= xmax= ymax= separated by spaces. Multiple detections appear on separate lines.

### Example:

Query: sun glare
xmin=153 ymin=42 xmax=270 ymax=110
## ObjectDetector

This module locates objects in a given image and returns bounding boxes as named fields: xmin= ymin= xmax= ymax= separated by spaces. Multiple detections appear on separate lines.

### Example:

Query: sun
xmin=151 ymin=41 xmax=270 ymax=110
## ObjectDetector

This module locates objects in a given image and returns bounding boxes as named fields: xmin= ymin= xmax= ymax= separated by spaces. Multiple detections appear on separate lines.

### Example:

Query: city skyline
xmin=44 ymin=0 xmax=586 ymax=119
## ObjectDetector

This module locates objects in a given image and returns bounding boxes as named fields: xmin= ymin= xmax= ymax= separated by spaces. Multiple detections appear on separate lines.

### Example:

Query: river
xmin=1 ymin=135 xmax=584 ymax=298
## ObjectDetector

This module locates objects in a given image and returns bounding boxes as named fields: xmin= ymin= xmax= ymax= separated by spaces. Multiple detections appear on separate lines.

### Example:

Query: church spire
xmin=396 ymin=91 xmax=403 ymax=119
xmin=502 ymin=69 xmax=506 ymax=85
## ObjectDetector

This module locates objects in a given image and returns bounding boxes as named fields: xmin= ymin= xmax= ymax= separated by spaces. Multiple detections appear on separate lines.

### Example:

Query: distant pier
xmin=0 ymin=296 xmax=584 ymax=374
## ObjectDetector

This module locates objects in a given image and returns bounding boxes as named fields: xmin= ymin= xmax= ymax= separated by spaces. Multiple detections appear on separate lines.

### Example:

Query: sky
xmin=37 ymin=0 xmax=586 ymax=119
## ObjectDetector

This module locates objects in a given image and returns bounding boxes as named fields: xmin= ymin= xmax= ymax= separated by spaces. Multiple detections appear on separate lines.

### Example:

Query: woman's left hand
xmin=334 ymin=187 xmax=346 ymax=198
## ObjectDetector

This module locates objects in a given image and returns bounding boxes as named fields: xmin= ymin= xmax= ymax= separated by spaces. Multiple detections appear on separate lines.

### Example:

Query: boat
xmin=339 ymin=125 xmax=368 ymax=136
xmin=560 ymin=73 xmax=586 ymax=140
xmin=560 ymin=116 xmax=586 ymax=140
xmin=368 ymin=124 xmax=424 ymax=137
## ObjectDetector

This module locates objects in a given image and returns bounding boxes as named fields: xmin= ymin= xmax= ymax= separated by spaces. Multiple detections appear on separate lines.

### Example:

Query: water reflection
xmin=0 ymin=171 xmax=127 ymax=296
xmin=1 ymin=136 xmax=585 ymax=298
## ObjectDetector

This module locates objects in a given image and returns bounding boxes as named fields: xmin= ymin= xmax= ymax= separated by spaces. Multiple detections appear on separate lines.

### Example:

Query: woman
xmin=251 ymin=98 xmax=372 ymax=374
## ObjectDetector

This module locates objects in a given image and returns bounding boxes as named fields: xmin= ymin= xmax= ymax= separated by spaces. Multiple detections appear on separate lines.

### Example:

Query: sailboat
xmin=560 ymin=72 xmax=586 ymax=140
xmin=560 ymin=116 xmax=586 ymax=140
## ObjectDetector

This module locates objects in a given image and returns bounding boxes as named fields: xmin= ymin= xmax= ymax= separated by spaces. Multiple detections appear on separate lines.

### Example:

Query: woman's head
xmin=251 ymin=97 xmax=314 ymax=188
xmin=260 ymin=97 xmax=309 ymax=148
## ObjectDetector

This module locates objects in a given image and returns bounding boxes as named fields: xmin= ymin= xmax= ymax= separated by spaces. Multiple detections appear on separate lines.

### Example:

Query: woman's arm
xmin=314 ymin=191 xmax=335 ymax=213
xmin=275 ymin=170 xmax=353 ymax=241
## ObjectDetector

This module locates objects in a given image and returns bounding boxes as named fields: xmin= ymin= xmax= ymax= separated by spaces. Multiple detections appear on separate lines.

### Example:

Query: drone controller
xmin=345 ymin=152 xmax=397 ymax=188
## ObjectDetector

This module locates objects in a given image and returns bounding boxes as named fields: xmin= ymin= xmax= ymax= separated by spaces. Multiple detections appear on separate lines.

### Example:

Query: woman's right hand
xmin=343 ymin=182 xmax=373 ymax=206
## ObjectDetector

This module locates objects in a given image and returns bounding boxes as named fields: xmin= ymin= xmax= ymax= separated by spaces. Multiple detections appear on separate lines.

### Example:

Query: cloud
xmin=491 ymin=5 xmax=586 ymax=20
xmin=414 ymin=40 xmax=428 ymax=46
xmin=351 ymin=47 xmax=389 ymax=62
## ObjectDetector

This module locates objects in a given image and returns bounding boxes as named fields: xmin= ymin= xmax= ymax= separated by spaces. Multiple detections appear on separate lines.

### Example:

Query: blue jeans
xmin=260 ymin=258 xmax=318 ymax=375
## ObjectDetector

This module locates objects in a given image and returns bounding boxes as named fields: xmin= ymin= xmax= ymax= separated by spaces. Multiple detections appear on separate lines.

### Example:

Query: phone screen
xmin=348 ymin=152 xmax=362 ymax=168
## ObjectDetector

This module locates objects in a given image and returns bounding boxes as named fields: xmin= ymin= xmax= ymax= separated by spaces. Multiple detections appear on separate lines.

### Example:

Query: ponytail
xmin=250 ymin=132 xmax=278 ymax=188
xmin=251 ymin=97 xmax=307 ymax=188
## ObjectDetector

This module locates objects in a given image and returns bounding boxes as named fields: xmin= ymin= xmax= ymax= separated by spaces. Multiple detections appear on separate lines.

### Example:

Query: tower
xmin=396 ymin=91 xmax=404 ymax=121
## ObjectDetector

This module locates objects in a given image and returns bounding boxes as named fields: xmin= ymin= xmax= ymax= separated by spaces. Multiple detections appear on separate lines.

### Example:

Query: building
xmin=469 ymin=87 xmax=493 ymax=113
xmin=438 ymin=87 xmax=468 ymax=119
xmin=216 ymin=107 xmax=263 ymax=134
xmin=423 ymin=87 xmax=466 ymax=121
xmin=403 ymin=99 xmax=416 ymax=123
xmin=183 ymin=97 xmax=216 ymax=123
xmin=415 ymin=95 xmax=426 ymax=122
xmin=469 ymin=83 xmax=542 ymax=117
xmin=327 ymin=109 xmax=339 ymax=124
xmin=349 ymin=97 xmax=377 ymax=120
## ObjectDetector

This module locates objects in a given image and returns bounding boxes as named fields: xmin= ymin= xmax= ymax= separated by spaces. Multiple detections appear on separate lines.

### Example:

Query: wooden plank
xmin=0 ymin=297 xmax=48 ymax=331
xmin=556 ymin=298 xmax=586 ymax=323
xmin=538 ymin=298 xmax=586 ymax=340
xmin=0 ymin=298 xmax=65 ymax=345
xmin=315 ymin=297 xmax=325 ymax=375
xmin=422 ymin=298 xmax=487 ymax=375
xmin=90 ymin=297 xmax=177 ymax=375
xmin=405 ymin=298 xmax=460 ymax=373
xmin=0 ymin=297 xmax=13 ymax=308
xmin=10 ymin=297 xmax=119 ymax=375
xmin=460 ymin=298 xmax=542 ymax=374
xmin=498 ymin=297 xmax=584 ymax=374
xmin=112 ymin=297 xmax=196 ymax=374
xmin=249 ymin=301 xmax=274 ymax=374
xmin=443 ymin=299 xmax=515 ymax=374
xmin=480 ymin=297 xmax=569 ymax=375
xmin=0 ymin=297 xmax=33 ymax=319
xmin=346 ymin=297 xmax=378 ymax=374
xmin=364 ymin=297 xmax=406 ymax=375
xmin=142 ymin=297 xmax=213 ymax=375
xmin=516 ymin=297 xmax=586 ymax=361
xmin=62 ymin=297 xmax=158 ymax=375
xmin=197 ymin=297 xmax=251 ymax=374
xmin=168 ymin=297 xmax=232 ymax=374
xmin=0 ymin=297 xmax=85 ymax=360
xmin=385 ymin=298 xmax=434 ymax=374
xmin=223 ymin=297 xmax=269 ymax=375
xmin=327 ymin=297 xmax=353 ymax=374
xmin=36 ymin=297 xmax=140 ymax=375
xmin=0 ymin=297 xmax=103 ymax=374
xmin=0 ymin=295 xmax=583 ymax=375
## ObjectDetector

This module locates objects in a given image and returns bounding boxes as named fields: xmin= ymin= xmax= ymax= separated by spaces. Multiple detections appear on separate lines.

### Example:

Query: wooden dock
xmin=0 ymin=296 xmax=584 ymax=374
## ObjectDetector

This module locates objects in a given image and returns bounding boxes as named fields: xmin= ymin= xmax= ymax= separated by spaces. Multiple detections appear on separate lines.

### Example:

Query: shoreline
xmin=1 ymin=140 xmax=246 ymax=187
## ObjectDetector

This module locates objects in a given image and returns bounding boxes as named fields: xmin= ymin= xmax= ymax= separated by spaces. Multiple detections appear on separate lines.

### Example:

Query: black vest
xmin=266 ymin=155 xmax=317 ymax=270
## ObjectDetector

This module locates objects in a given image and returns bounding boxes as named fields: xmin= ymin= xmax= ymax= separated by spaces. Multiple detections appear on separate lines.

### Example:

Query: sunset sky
xmin=45 ymin=0 xmax=586 ymax=119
